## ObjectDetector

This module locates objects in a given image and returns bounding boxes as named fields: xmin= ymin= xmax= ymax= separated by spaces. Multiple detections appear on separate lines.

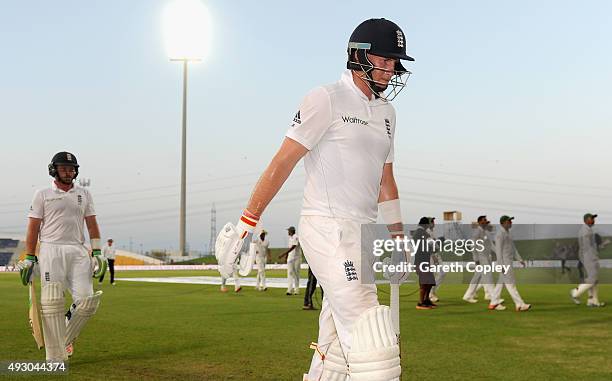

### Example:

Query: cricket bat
xmin=390 ymin=283 xmax=400 ymax=346
xmin=28 ymin=277 xmax=45 ymax=349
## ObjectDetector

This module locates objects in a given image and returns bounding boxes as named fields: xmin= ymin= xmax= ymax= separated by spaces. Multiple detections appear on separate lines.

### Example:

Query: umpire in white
xmin=100 ymin=238 xmax=116 ymax=285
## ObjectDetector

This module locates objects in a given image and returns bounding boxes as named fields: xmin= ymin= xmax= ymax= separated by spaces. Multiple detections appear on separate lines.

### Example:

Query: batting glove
xmin=92 ymin=249 xmax=107 ymax=279
xmin=215 ymin=210 xmax=259 ymax=278
xmin=17 ymin=254 xmax=37 ymax=286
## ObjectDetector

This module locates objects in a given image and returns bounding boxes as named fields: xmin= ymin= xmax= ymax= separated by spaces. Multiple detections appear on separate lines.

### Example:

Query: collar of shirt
xmin=51 ymin=181 xmax=76 ymax=194
xmin=340 ymin=70 xmax=386 ymax=104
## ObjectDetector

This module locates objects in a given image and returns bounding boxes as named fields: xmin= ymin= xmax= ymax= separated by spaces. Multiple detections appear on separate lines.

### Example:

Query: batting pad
xmin=347 ymin=306 xmax=401 ymax=381
xmin=65 ymin=291 xmax=102 ymax=346
xmin=41 ymin=282 xmax=67 ymax=361
xmin=216 ymin=222 xmax=241 ymax=278
xmin=321 ymin=338 xmax=349 ymax=381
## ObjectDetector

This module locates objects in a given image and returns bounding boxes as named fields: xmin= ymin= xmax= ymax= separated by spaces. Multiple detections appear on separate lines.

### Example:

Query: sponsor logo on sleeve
xmin=291 ymin=110 xmax=302 ymax=127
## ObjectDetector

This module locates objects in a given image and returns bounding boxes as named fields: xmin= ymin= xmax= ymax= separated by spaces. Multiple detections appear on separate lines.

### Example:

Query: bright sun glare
xmin=162 ymin=0 xmax=211 ymax=61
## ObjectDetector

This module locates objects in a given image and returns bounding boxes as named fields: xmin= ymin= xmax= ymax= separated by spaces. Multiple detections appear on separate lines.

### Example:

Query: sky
xmin=1 ymin=0 xmax=611 ymax=252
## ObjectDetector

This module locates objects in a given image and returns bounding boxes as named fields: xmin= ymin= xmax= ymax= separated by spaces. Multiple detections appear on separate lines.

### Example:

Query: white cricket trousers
xmin=574 ymin=257 xmax=600 ymax=302
xmin=38 ymin=243 xmax=93 ymax=304
xmin=492 ymin=266 xmax=525 ymax=307
xmin=256 ymin=259 xmax=266 ymax=289
xmin=287 ymin=258 xmax=301 ymax=293
xmin=463 ymin=267 xmax=500 ymax=304
xmin=221 ymin=267 xmax=240 ymax=290
xmin=299 ymin=216 xmax=379 ymax=381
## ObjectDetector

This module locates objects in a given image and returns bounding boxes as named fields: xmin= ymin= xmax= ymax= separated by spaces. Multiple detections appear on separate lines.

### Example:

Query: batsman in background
xmin=17 ymin=152 xmax=106 ymax=362
xmin=216 ymin=18 xmax=413 ymax=380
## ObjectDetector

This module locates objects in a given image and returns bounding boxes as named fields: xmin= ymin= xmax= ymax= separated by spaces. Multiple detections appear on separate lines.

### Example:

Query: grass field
xmin=1 ymin=271 xmax=611 ymax=381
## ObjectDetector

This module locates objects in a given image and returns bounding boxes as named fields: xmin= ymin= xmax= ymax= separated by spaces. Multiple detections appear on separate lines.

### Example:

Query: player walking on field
xmin=492 ymin=216 xmax=530 ymax=312
xmin=17 ymin=152 xmax=106 ymax=362
xmin=278 ymin=226 xmax=302 ymax=295
xmin=216 ymin=18 xmax=414 ymax=380
xmin=462 ymin=215 xmax=506 ymax=310
xmin=254 ymin=230 xmax=269 ymax=291
xmin=426 ymin=217 xmax=445 ymax=303
xmin=570 ymin=213 xmax=605 ymax=307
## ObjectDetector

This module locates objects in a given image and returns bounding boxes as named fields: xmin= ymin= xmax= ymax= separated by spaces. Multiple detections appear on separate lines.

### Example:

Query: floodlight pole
xmin=171 ymin=58 xmax=200 ymax=256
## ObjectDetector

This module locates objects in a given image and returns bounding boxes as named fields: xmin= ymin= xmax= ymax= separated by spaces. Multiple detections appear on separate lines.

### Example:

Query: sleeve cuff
xmin=285 ymin=132 xmax=313 ymax=151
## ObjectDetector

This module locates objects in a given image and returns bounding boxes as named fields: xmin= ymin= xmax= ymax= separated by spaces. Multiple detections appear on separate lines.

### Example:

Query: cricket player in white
xmin=492 ymin=216 xmax=531 ymax=312
xmin=254 ymin=230 xmax=269 ymax=291
xmin=279 ymin=226 xmax=302 ymax=295
xmin=462 ymin=216 xmax=506 ymax=310
xmin=570 ymin=213 xmax=605 ymax=307
xmin=427 ymin=218 xmax=445 ymax=303
xmin=17 ymin=152 xmax=106 ymax=362
xmin=215 ymin=18 xmax=413 ymax=380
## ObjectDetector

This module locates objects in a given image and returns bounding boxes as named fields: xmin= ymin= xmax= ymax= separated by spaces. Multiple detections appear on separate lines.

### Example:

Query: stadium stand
xmin=0 ymin=252 xmax=13 ymax=266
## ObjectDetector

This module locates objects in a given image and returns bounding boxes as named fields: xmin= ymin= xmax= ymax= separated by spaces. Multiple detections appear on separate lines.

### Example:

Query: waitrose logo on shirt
xmin=341 ymin=115 xmax=368 ymax=125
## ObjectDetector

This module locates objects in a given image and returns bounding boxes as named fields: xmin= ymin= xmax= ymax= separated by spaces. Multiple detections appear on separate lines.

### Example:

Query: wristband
xmin=91 ymin=238 xmax=101 ymax=250
xmin=237 ymin=209 xmax=260 ymax=238
xmin=379 ymin=199 xmax=402 ymax=225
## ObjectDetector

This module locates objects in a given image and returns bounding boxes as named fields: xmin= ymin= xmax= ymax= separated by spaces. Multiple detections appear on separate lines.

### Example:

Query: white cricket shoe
xmin=587 ymin=302 xmax=606 ymax=307
xmin=430 ymin=293 xmax=439 ymax=303
xmin=570 ymin=288 xmax=580 ymax=304
xmin=463 ymin=296 xmax=478 ymax=304
xmin=488 ymin=303 xmax=506 ymax=311
xmin=516 ymin=304 xmax=531 ymax=312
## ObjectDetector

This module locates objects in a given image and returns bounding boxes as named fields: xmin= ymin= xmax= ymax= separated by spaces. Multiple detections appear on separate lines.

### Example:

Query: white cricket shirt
xmin=494 ymin=228 xmax=523 ymax=265
xmin=578 ymin=224 xmax=598 ymax=261
xmin=287 ymin=234 xmax=300 ymax=263
xmin=286 ymin=70 xmax=397 ymax=223
xmin=103 ymin=245 xmax=116 ymax=260
xmin=28 ymin=182 xmax=96 ymax=245
xmin=255 ymin=237 xmax=269 ymax=259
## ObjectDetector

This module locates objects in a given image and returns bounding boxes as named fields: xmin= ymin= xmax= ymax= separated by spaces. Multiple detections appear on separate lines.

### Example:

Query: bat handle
xmin=390 ymin=283 xmax=400 ymax=336
xmin=390 ymin=282 xmax=401 ymax=367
